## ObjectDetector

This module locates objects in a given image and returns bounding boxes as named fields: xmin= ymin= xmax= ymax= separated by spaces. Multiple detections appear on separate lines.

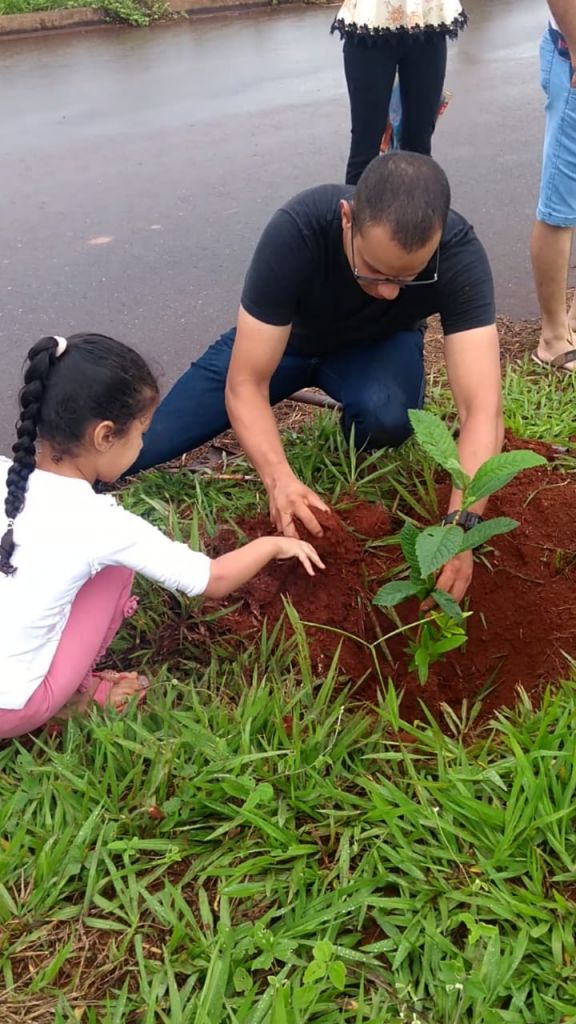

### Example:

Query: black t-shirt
xmin=240 ymin=184 xmax=495 ymax=356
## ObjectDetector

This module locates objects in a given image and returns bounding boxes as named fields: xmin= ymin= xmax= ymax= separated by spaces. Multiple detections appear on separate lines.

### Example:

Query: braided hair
xmin=1 ymin=333 xmax=158 ymax=577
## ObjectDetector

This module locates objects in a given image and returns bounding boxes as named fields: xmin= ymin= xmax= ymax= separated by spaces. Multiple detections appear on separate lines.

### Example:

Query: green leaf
xmin=304 ymin=959 xmax=327 ymax=984
xmin=373 ymin=580 xmax=421 ymax=609
xmin=234 ymin=968 xmax=252 ymax=993
xmin=328 ymin=960 xmax=347 ymax=991
xmin=313 ymin=940 xmax=334 ymax=963
xmin=0 ymin=883 xmax=17 ymax=922
xmin=416 ymin=526 xmax=463 ymax=576
xmin=465 ymin=450 xmax=547 ymax=505
xmin=274 ymin=939 xmax=297 ymax=963
xmin=431 ymin=588 xmax=464 ymax=622
xmin=399 ymin=521 xmax=421 ymax=581
xmin=458 ymin=517 xmax=519 ymax=552
xmin=271 ymin=982 xmax=290 ymax=1024
xmin=408 ymin=409 xmax=469 ymax=489
xmin=252 ymin=951 xmax=274 ymax=970
xmin=244 ymin=782 xmax=275 ymax=810
xmin=294 ymin=985 xmax=316 ymax=1010
xmin=479 ymin=928 xmax=501 ymax=986
xmin=412 ymin=647 xmax=431 ymax=685
xmin=430 ymin=633 xmax=467 ymax=656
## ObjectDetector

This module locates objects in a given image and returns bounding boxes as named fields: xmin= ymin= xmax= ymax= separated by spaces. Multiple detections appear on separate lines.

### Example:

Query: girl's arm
xmin=96 ymin=501 xmax=324 ymax=599
xmin=204 ymin=536 xmax=324 ymax=599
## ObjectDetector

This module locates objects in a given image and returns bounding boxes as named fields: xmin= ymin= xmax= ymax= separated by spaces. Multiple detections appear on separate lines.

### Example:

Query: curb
xmin=0 ymin=7 xmax=105 ymax=33
xmin=0 ymin=0 xmax=311 ymax=36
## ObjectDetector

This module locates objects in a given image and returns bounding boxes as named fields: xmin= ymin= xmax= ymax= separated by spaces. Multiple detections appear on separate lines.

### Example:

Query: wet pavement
xmin=0 ymin=0 xmax=548 ymax=452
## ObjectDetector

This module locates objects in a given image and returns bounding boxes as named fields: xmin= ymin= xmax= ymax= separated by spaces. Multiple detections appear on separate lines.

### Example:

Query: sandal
xmin=532 ymin=348 xmax=576 ymax=372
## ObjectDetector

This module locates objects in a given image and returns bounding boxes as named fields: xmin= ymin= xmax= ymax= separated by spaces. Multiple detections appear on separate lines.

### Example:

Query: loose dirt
xmin=208 ymin=437 xmax=576 ymax=724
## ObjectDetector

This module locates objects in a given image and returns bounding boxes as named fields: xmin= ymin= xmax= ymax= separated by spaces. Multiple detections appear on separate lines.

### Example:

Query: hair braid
xmin=1 ymin=337 xmax=60 ymax=576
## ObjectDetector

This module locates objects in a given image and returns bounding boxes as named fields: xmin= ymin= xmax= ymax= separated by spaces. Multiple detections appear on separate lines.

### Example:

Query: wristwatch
xmin=441 ymin=510 xmax=484 ymax=530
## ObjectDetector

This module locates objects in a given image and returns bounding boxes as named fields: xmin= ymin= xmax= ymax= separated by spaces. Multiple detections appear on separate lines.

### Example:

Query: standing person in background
xmin=332 ymin=1 xmax=467 ymax=185
xmin=531 ymin=2 xmax=576 ymax=372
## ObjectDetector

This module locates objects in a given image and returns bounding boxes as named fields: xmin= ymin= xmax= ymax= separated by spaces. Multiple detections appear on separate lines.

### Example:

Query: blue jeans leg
xmin=537 ymin=31 xmax=576 ymax=226
xmin=315 ymin=329 xmax=425 ymax=450
xmin=132 ymin=329 xmax=316 ymax=472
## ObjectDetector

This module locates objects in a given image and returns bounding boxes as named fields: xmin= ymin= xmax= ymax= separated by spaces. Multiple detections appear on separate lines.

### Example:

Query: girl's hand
xmin=275 ymin=537 xmax=326 ymax=576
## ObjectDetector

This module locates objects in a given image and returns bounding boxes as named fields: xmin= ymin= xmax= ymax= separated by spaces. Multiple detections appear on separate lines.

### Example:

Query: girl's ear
xmin=92 ymin=420 xmax=117 ymax=453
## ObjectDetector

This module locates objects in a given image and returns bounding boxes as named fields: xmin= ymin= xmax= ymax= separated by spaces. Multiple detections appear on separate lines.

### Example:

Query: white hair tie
xmin=53 ymin=336 xmax=68 ymax=358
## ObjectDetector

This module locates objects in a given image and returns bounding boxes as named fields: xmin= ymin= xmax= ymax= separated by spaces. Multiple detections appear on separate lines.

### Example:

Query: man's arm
xmin=549 ymin=1 xmax=576 ymax=83
xmin=225 ymin=306 xmax=329 ymax=536
xmin=226 ymin=306 xmax=292 ymax=489
xmin=444 ymin=324 xmax=504 ymax=513
xmin=434 ymin=324 xmax=504 ymax=601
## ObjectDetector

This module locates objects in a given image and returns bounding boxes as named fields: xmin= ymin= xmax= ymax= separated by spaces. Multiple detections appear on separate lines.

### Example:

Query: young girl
xmin=0 ymin=334 xmax=324 ymax=740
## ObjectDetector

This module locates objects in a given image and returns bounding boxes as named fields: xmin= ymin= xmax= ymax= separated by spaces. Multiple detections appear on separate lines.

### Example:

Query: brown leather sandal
xmin=531 ymin=348 xmax=576 ymax=372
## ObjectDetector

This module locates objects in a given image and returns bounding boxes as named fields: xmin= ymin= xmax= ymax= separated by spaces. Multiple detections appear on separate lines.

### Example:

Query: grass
xmin=1 ymin=0 xmax=85 ymax=12
xmin=501 ymin=359 xmax=576 ymax=446
xmin=1 ymin=365 xmax=576 ymax=1022
xmin=0 ymin=0 xmax=169 ymax=26
xmin=2 ymin=674 xmax=575 ymax=1022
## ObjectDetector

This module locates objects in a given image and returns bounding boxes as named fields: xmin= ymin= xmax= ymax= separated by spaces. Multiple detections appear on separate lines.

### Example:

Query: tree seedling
xmin=374 ymin=410 xmax=547 ymax=683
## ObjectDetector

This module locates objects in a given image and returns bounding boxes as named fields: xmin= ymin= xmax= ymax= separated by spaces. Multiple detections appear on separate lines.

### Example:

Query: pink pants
xmin=0 ymin=567 xmax=136 ymax=740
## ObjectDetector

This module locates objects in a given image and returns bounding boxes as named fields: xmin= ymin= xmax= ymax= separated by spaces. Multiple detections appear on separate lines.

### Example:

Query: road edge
xmin=0 ymin=0 xmax=321 ymax=37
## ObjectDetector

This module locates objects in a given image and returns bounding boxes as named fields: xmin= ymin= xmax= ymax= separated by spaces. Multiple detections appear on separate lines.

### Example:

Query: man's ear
xmin=340 ymin=199 xmax=353 ymax=231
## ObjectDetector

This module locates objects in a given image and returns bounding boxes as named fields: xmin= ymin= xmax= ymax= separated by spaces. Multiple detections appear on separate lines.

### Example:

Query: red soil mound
xmin=209 ymin=444 xmax=576 ymax=724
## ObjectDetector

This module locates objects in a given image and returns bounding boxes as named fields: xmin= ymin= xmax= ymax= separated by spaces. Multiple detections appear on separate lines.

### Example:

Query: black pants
xmin=343 ymin=32 xmax=448 ymax=185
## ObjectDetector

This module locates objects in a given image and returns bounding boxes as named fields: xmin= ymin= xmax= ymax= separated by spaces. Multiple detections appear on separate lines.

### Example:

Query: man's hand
xmin=431 ymin=550 xmax=474 ymax=607
xmin=268 ymin=472 xmax=330 ymax=537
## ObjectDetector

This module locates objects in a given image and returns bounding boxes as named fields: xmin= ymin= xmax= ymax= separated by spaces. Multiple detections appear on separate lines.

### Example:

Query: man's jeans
xmin=133 ymin=327 xmax=425 ymax=473
xmin=537 ymin=30 xmax=576 ymax=227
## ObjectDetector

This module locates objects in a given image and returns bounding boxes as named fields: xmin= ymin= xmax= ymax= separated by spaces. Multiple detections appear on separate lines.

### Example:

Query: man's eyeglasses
xmin=350 ymin=220 xmax=440 ymax=287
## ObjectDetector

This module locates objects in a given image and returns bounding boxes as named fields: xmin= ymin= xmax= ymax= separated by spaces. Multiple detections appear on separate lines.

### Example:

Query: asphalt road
xmin=0 ymin=0 xmax=548 ymax=453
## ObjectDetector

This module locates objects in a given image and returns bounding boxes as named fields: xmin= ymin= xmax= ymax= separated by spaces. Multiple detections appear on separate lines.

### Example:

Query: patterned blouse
xmin=332 ymin=0 xmax=467 ymax=40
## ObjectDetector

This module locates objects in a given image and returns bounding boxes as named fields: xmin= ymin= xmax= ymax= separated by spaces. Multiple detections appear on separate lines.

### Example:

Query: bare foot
xmin=50 ymin=690 xmax=92 ymax=722
xmin=92 ymin=670 xmax=148 ymax=708
xmin=50 ymin=671 xmax=148 ymax=725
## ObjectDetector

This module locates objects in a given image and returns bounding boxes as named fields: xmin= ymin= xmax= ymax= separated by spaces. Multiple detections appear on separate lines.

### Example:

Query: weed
xmin=0 ymin=0 xmax=170 ymax=25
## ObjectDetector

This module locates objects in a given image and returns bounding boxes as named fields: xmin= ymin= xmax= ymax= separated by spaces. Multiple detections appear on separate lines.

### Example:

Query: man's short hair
xmin=353 ymin=153 xmax=451 ymax=252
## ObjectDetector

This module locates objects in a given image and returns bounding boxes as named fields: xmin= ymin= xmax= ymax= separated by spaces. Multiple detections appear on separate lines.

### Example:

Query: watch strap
xmin=441 ymin=510 xmax=484 ymax=531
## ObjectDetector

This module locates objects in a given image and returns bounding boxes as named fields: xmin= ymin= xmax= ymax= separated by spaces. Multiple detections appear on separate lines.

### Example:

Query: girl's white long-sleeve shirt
xmin=0 ymin=459 xmax=211 ymax=710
